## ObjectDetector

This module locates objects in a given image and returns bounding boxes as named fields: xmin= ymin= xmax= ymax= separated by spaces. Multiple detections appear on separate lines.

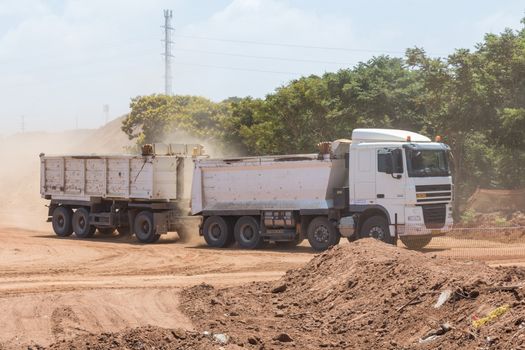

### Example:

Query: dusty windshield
xmin=406 ymin=149 xmax=450 ymax=177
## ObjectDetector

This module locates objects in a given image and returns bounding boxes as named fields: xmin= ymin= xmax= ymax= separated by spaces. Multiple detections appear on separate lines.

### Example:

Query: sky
xmin=0 ymin=0 xmax=523 ymax=135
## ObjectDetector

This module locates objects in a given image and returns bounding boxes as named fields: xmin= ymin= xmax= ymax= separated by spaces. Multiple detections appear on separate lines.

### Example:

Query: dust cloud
xmin=0 ymin=121 xmax=233 ymax=236
xmin=0 ymin=117 xmax=132 ymax=230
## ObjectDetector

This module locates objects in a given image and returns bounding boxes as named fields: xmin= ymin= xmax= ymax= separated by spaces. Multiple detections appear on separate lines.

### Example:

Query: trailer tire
xmin=52 ymin=206 xmax=74 ymax=237
xmin=134 ymin=211 xmax=160 ymax=243
xmin=307 ymin=216 xmax=340 ymax=251
xmin=400 ymin=235 xmax=432 ymax=250
xmin=234 ymin=216 xmax=263 ymax=249
xmin=203 ymin=216 xmax=232 ymax=248
xmin=72 ymin=208 xmax=96 ymax=238
xmin=360 ymin=215 xmax=395 ymax=245
xmin=97 ymin=227 xmax=116 ymax=235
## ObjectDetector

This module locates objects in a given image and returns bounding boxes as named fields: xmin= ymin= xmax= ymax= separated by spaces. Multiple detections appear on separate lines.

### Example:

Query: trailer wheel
xmin=203 ymin=216 xmax=233 ymax=248
xmin=360 ymin=215 xmax=395 ymax=244
xmin=97 ymin=227 xmax=116 ymax=235
xmin=400 ymin=235 xmax=432 ymax=250
xmin=307 ymin=216 xmax=340 ymax=251
xmin=52 ymin=206 xmax=73 ymax=237
xmin=72 ymin=208 xmax=96 ymax=238
xmin=134 ymin=211 xmax=160 ymax=243
xmin=234 ymin=216 xmax=263 ymax=249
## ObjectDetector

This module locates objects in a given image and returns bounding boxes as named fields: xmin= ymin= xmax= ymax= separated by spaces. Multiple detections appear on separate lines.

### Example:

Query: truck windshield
xmin=406 ymin=149 xmax=450 ymax=177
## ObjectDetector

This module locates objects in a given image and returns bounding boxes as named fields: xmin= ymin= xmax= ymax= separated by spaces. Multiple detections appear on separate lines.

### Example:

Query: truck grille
xmin=415 ymin=184 xmax=452 ymax=204
xmin=421 ymin=204 xmax=446 ymax=229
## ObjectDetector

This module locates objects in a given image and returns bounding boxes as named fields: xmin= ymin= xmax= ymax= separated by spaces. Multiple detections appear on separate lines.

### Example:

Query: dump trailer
xmin=40 ymin=144 xmax=204 ymax=243
xmin=191 ymin=129 xmax=454 ymax=250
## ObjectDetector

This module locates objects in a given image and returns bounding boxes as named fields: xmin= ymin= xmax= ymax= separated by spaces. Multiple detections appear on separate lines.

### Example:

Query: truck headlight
xmin=408 ymin=215 xmax=421 ymax=222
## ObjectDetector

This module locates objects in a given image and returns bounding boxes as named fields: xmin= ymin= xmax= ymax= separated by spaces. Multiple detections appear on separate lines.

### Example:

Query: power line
xmin=174 ymin=34 xmax=409 ymax=55
xmin=174 ymin=48 xmax=353 ymax=65
xmin=174 ymin=61 xmax=302 ymax=75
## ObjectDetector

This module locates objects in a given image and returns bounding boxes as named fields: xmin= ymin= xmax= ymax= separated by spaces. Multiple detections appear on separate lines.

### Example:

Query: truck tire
xmin=97 ymin=227 xmax=116 ymax=235
xmin=307 ymin=216 xmax=340 ymax=251
xmin=134 ymin=211 xmax=160 ymax=243
xmin=203 ymin=216 xmax=233 ymax=248
xmin=400 ymin=235 xmax=432 ymax=250
xmin=52 ymin=206 xmax=73 ymax=237
xmin=72 ymin=208 xmax=96 ymax=238
xmin=360 ymin=215 xmax=395 ymax=245
xmin=234 ymin=216 xmax=263 ymax=249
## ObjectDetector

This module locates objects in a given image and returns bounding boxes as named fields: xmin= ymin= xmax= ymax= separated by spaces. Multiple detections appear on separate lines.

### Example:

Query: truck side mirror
xmin=389 ymin=149 xmax=403 ymax=179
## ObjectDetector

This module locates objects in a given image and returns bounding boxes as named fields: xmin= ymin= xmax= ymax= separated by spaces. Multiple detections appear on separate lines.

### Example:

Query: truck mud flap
xmin=154 ymin=212 xmax=169 ymax=235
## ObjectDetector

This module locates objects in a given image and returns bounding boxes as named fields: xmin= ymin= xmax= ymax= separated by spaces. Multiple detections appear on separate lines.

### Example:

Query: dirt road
xmin=1 ymin=222 xmax=525 ymax=349
xmin=0 ymin=225 xmax=313 ymax=349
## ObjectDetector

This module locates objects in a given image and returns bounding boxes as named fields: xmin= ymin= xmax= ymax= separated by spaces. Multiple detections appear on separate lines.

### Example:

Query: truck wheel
xmin=400 ymin=235 xmax=432 ymax=250
xmin=134 ymin=211 xmax=160 ymax=243
xmin=360 ymin=215 xmax=395 ymax=245
xmin=307 ymin=216 xmax=340 ymax=251
xmin=52 ymin=206 xmax=73 ymax=237
xmin=97 ymin=227 xmax=115 ymax=235
xmin=72 ymin=208 xmax=96 ymax=238
xmin=234 ymin=216 xmax=263 ymax=249
xmin=203 ymin=216 xmax=233 ymax=248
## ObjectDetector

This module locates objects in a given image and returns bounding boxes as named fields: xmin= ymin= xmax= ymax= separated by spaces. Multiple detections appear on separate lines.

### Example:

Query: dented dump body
xmin=40 ymin=144 xmax=204 ymax=244
xmin=40 ymin=154 xmax=193 ymax=202
xmin=191 ymin=154 xmax=346 ymax=215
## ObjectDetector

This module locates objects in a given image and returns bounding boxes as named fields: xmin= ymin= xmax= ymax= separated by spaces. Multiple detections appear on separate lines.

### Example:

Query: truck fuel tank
xmin=263 ymin=211 xmax=295 ymax=229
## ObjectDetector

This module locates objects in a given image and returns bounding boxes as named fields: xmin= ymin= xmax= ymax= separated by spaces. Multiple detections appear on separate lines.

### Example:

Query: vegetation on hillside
xmin=122 ymin=19 xmax=525 ymax=210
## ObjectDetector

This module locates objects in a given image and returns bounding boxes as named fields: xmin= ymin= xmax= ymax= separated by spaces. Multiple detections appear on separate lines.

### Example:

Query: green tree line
xmin=122 ymin=20 xmax=525 ymax=210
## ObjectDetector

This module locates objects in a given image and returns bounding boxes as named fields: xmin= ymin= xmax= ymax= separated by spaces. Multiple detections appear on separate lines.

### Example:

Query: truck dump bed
xmin=191 ymin=154 xmax=347 ymax=214
xmin=40 ymin=154 xmax=192 ymax=202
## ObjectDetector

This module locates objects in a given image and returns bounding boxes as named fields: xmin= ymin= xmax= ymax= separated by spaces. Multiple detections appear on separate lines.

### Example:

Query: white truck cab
xmin=348 ymin=129 xmax=453 ymax=248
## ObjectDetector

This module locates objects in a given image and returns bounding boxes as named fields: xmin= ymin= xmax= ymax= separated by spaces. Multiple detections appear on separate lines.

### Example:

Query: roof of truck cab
xmin=351 ymin=128 xmax=431 ymax=143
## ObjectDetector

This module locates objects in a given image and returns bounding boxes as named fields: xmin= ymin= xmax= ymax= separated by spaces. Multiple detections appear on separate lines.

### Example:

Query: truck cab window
xmin=377 ymin=149 xmax=403 ymax=173
xmin=377 ymin=150 xmax=391 ymax=173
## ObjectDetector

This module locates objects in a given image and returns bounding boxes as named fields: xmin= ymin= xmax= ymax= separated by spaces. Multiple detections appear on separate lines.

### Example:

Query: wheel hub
xmin=209 ymin=223 xmax=222 ymax=240
xmin=369 ymin=226 xmax=385 ymax=241
xmin=314 ymin=225 xmax=330 ymax=243
xmin=241 ymin=224 xmax=254 ymax=241
xmin=141 ymin=221 xmax=150 ymax=233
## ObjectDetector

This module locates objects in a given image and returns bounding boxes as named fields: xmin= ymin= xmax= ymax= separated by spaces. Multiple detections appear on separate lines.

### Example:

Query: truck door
xmin=375 ymin=148 xmax=406 ymax=226
xmin=351 ymin=148 xmax=376 ymax=203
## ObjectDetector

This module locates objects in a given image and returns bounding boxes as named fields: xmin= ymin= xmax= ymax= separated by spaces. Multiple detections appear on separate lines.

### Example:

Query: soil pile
xmin=42 ymin=326 xmax=220 ymax=350
xmin=467 ymin=188 xmax=525 ymax=214
xmin=454 ymin=211 xmax=525 ymax=243
xmin=180 ymin=239 xmax=525 ymax=349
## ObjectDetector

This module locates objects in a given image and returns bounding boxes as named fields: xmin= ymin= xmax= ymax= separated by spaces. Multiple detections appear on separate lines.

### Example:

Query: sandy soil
xmin=1 ymin=222 xmax=525 ymax=349
xmin=0 ymin=224 xmax=314 ymax=349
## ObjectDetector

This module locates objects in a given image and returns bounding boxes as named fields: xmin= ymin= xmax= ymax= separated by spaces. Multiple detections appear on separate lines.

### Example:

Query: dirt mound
xmin=180 ymin=239 xmax=525 ymax=349
xmin=453 ymin=211 xmax=525 ymax=243
xmin=467 ymin=188 xmax=525 ymax=214
xmin=44 ymin=325 xmax=218 ymax=350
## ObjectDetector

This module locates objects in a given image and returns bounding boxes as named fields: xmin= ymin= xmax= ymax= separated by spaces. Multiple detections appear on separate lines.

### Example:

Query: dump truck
xmin=191 ymin=128 xmax=453 ymax=250
xmin=40 ymin=144 xmax=204 ymax=243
